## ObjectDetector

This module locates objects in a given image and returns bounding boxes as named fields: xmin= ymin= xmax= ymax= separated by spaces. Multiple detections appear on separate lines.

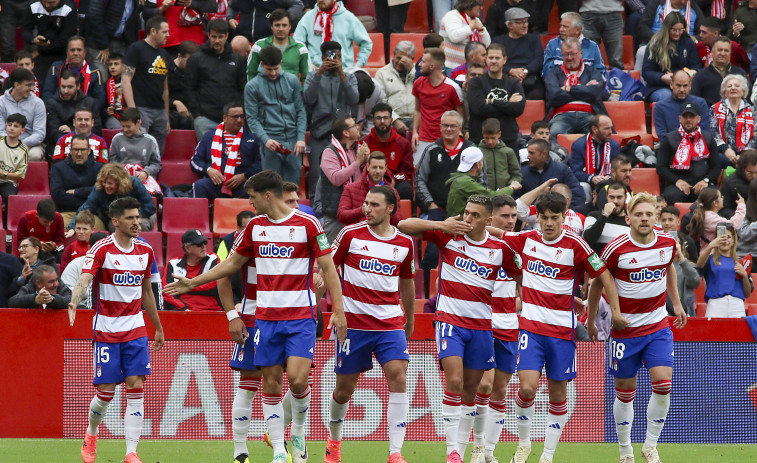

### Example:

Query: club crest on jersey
xmin=259 ymin=243 xmax=294 ymax=257
xmin=489 ymin=250 xmax=494 ymax=262
xmin=454 ymin=256 xmax=493 ymax=277
xmin=113 ymin=271 xmax=144 ymax=285
xmin=527 ymin=259 xmax=558 ymax=278
xmin=359 ymin=258 xmax=397 ymax=275
xmin=289 ymin=228 xmax=295 ymax=240
xmin=660 ymin=250 xmax=666 ymax=262
xmin=555 ymin=249 xmax=562 ymax=260
xmin=238 ymin=350 xmax=244 ymax=361
xmin=139 ymin=256 xmax=144 ymax=265
xmin=97 ymin=366 xmax=101 ymax=377
xmin=441 ymin=338 xmax=447 ymax=350
xmin=393 ymin=247 xmax=398 ymax=260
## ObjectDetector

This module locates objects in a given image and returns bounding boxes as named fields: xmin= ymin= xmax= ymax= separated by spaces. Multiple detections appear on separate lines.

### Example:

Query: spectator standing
xmin=20 ymin=0 xmax=78 ymax=87
xmin=121 ymin=15 xmax=171 ymax=155
xmin=84 ymin=0 xmax=141 ymax=67
xmin=544 ymin=38 xmax=606 ymax=140
xmin=696 ymin=225 xmax=751 ymax=318
xmin=519 ymin=138 xmax=585 ymax=208
xmin=150 ymin=0 xmax=218 ymax=48
xmin=466 ymin=43 xmax=525 ymax=148
xmin=50 ymin=134 xmax=105 ymax=228
xmin=569 ymin=114 xmax=621 ymax=198
xmin=439 ymin=0 xmax=491 ymax=70
xmin=696 ymin=17 xmax=749 ymax=73
xmin=543 ymin=12 xmax=606 ymax=78
xmin=186 ymin=19 xmax=246 ymax=139
xmin=0 ymin=113 xmax=29 ymax=204
xmin=653 ymin=70 xmax=710 ymax=139
xmin=42 ymin=36 xmax=106 ymax=108
xmin=657 ymin=102 xmax=720 ymax=204
xmin=336 ymin=151 xmax=401 ymax=226
xmin=0 ymin=68 xmax=46 ymax=161
xmin=103 ymin=53 xmax=125 ymax=129
xmin=9 ymin=264 xmax=71 ymax=308
xmin=445 ymin=146 xmax=514 ymax=217
xmin=162 ymin=229 xmax=224 ymax=311
xmin=413 ymin=33 xmax=449 ymax=79
xmin=731 ymin=0 xmax=757 ymax=52
xmin=710 ymin=74 xmax=755 ymax=168
xmin=45 ymin=72 xmax=102 ymax=147
xmin=245 ymin=46 xmax=307 ymax=184
xmin=642 ymin=12 xmax=701 ymax=103
xmin=228 ymin=0 xmax=304 ymax=43
xmin=167 ymin=40 xmax=200 ymax=131
xmin=190 ymin=102 xmax=262 ymax=200
xmin=247 ymin=9 xmax=309 ymax=84
xmin=411 ymin=47 xmax=464 ymax=164
xmin=0 ymin=0 xmax=32 ymax=63
xmin=374 ymin=41 xmax=416 ymax=136
xmin=362 ymin=103 xmax=414 ymax=200
xmin=303 ymin=41 xmax=359 ymax=196
xmin=60 ymin=210 xmax=95 ymax=272
xmin=692 ymin=38 xmax=748 ymax=107
xmin=318 ymin=115 xmax=369 ymax=242
xmin=493 ymin=8 xmax=544 ymax=100
xmin=51 ymin=108 xmax=107 ymax=163
xmin=109 ymin=108 xmax=163 ymax=194
xmin=477 ymin=118 xmax=521 ymax=191
xmin=448 ymin=41 xmax=487 ymax=85
xmin=374 ymin=0 xmax=411 ymax=37
xmin=579 ymin=0 xmax=623 ymax=70
xmin=637 ymin=0 xmax=702 ymax=45
xmin=721 ymin=150 xmax=757 ymax=219
xmin=484 ymin=0 xmax=537 ymax=38
xmin=293 ymin=0 xmax=372 ymax=69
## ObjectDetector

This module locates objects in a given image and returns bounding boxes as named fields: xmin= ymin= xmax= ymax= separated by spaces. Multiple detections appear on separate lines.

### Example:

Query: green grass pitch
xmin=2 ymin=439 xmax=757 ymax=463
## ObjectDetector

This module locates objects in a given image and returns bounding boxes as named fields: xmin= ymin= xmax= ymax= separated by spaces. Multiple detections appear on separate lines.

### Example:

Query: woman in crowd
xmin=710 ymin=74 xmax=756 ymax=166
xmin=688 ymin=187 xmax=745 ymax=250
xmin=10 ymin=237 xmax=59 ymax=296
xmin=642 ymin=12 xmax=701 ymax=102
xmin=439 ymin=0 xmax=491 ymax=69
xmin=697 ymin=224 xmax=751 ymax=318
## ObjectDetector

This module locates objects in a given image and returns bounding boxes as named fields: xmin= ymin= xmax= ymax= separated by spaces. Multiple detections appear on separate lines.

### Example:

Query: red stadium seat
xmin=627 ymin=70 xmax=641 ymax=80
xmin=212 ymin=198 xmax=255 ymax=236
xmin=165 ymin=231 xmax=213 ymax=262
xmin=0 ymin=226 xmax=5 ymax=253
xmin=163 ymin=130 xmax=197 ymax=162
xmin=139 ymin=231 xmax=164 ymax=269
xmin=629 ymin=168 xmax=661 ymax=196
xmin=556 ymin=133 xmax=582 ymax=151
xmin=161 ymin=197 xmax=210 ymax=234
xmin=429 ymin=268 xmax=439 ymax=297
xmin=405 ymin=0 xmax=431 ymax=32
xmin=694 ymin=276 xmax=706 ymax=303
xmin=540 ymin=35 xmax=557 ymax=51
xmin=157 ymin=161 xmax=200 ymax=187
xmin=102 ymin=128 xmax=119 ymax=147
xmin=389 ymin=33 xmax=425 ymax=58
xmin=548 ymin=7 xmax=560 ymax=34
xmin=604 ymin=101 xmax=647 ymax=136
xmin=17 ymin=162 xmax=49 ymax=195
xmin=695 ymin=302 xmax=707 ymax=317
xmin=622 ymin=36 xmax=635 ymax=70
xmin=674 ymin=202 xmax=694 ymax=220
xmin=747 ymin=304 xmax=757 ymax=316
xmin=400 ymin=199 xmax=412 ymax=220
xmin=0 ymin=62 xmax=16 ymax=74
xmin=6 ymin=194 xmax=50 ymax=231
xmin=355 ymin=33 xmax=386 ymax=67
xmin=518 ymin=100 xmax=545 ymax=135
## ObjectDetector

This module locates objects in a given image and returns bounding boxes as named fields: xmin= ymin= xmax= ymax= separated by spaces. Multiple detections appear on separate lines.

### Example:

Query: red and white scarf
xmin=211 ymin=123 xmax=242 ymax=184
xmin=33 ymin=77 xmax=39 ymax=97
xmin=561 ymin=60 xmax=584 ymax=86
xmin=711 ymin=0 xmax=726 ymax=20
xmin=60 ymin=60 xmax=92 ymax=94
xmin=106 ymin=77 xmax=123 ymax=110
xmin=462 ymin=12 xmax=481 ymax=42
xmin=123 ymin=163 xmax=162 ymax=195
xmin=314 ymin=1 xmax=339 ymax=42
xmin=663 ymin=0 xmax=692 ymax=32
xmin=714 ymin=100 xmax=754 ymax=152
xmin=585 ymin=134 xmax=611 ymax=177
xmin=330 ymin=134 xmax=353 ymax=183
xmin=208 ymin=0 xmax=228 ymax=21
xmin=672 ymin=125 xmax=709 ymax=170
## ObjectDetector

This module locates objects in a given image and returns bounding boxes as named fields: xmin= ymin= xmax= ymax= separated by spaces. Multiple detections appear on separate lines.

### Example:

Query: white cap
xmin=457 ymin=146 xmax=484 ymax=172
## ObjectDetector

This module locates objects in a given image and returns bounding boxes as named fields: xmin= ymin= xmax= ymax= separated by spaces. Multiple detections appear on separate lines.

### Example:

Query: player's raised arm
xmin=397 ymin=215 xmax=472 ymax=237
xmin=320 ymin=253 xmax=347 ymax=342
xmin=665 ymin=263 xmax=687 ymax=329
xmin=165 ymin=252 xmax=249 ymax=295
xmin=68 ymin=272 xmax=94 ymax=326
xmin=141 ymin=276 xmax=164 ymax=351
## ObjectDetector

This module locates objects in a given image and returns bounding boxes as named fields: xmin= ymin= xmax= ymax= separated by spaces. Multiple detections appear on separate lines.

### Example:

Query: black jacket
xmin=45 ymin=90 xmax=102 ymax=144
xmin=229 ymin=0 xmax=304 ymax=43
xmin=721 ymin=168 xmax=751 ymax=219
xmin=41 ymin=59 xmax=107 ymax=108
xmin=21 ymin=0 xmax=79 ymax=57
xmin=657 ymin=129 xmax=721 ymax=187
xmin=9 ymin=278 xmax=71 ymax=309
xmin=84 ymin=0 xmax=141 ymax=50
xmin=50 ymin=153 xmax=104 ymax=212
xmin=467 ymin=73 xmax=525 ymax=145
xmin=184 ymin=42 xmax=246 ymax=121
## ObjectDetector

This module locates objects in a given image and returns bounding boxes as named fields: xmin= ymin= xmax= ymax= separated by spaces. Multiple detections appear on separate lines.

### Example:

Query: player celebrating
xmin=68 ymin=197 xmax=165 ymax=463
xmin=166 ymin=170 xmax=347 ymax=463
xmin=587 ymin=193 xmax=687 ymax=463
xmin=326 ymin=185 xmax=416 ymax=463
xmin=399 ymin=194 xmax=512 ymax=463
xmin=501 ymin=191 xmax=620 ymax=463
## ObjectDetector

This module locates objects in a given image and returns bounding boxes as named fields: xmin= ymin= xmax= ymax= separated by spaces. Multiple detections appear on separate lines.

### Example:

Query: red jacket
xmin=337 ymin=168 xmax=402 ymax=226
xmin=362 ymin=128 xmax=414 ymax=182
xmin=696 ymin=40 xmax=750 ymax=73
xmin=17 ymin=210 xmax=66 ymax=249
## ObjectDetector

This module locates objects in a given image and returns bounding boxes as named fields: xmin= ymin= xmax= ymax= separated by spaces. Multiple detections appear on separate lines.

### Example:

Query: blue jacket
xmin=543 ymin=36 xmax=607 ymax=79
xmin=70 ymin=176 xmax=156 ymax=229
xmin=190 ymin=126 xmax=262 ymax=178
xmin=544 ymin=63 xmax=607 ymax=118
xmin=519 ymin=157 xmax=585 ymax=208
xmin=50 ymin=153 xmax=104 ymax=212
xmin=652 ymin=94 xmax=710 ymax=139
xmin=569 ymin=135 xmax=622 ymax=183
xmin=641 ymin=37 xmax=702 ymax=98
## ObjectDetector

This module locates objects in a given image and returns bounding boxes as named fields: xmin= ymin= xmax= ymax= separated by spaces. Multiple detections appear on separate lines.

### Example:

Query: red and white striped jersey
xmin=517 ymin=202 xmax=585 ymax=235
xmin=83 ymin=235 xmax=155 ymax=343
xmin=425 ymin=230 xmax=504 ymax=331
xmin=492 ymin=266 xmax=519 ymax=341
xmin=233 ymin=209 xmax=331 ymax=321
xmin=503 ymin=230 xmax=605 ymax=340
xmin=601 ymin=230 xmax=676 ymax=339
xmin=331 ymin=221 xmax=415 ymax=331
xmin=237 ymin=251 xmax=257 ymax=329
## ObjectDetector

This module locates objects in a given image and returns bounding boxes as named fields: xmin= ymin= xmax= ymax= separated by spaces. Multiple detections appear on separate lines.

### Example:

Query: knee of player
xmin=288 ymin=376 xmax=311 ymax=394
xmin=332 ymin=388 xmax=353 ymax=405
xmin=518 ymin=383 xmax=538 ymax=399
xmin=444 ymin=375 xmax=464 ymax=393
xmin=477 ymin=377 xmax=494 ymax=395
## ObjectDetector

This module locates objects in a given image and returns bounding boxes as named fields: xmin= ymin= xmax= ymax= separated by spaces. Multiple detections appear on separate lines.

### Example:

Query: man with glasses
xmin=493 ymin=8 xmax=545 ymax=100
xmin=190 ymin=101 xmax=262 ymax=200
xmin=362 ymin=103 xmax=414 ymax=200
xmin=162 ymin=228 xmax=224 ymax=311
xmin=543 ymin=12 xmax=606 ymax=79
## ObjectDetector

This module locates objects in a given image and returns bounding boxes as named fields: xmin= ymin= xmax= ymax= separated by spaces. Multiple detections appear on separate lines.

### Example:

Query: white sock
xmin=514 ymin=392 xmax=534 ymax=448
xmin=232 ymin=378 xmax=260 ymax=457
xmin=282 ymin=389 xmax=293 ymax=432
xmin=484 ymin=399 xmax=507 ymax=456
xmin=473 ymin=393 xmax=490 ymax=447
xmin=614 ymin=388 xmax=636 ymax=456
xmin=290 ymin=386 xmax=311 ymax=437
xmin=388 ymin=392 xmax=408 ymax=455
xmin=456 ymin=403 xmax=476 ymax=456
xmin=541 ymin=401 xmax=569 ymax=460
xmin=262 ymin=393 xmax=286 ymax=456
xmin=645 ymin=380 xmax=672 ymax=450
xmin=87 ymin=389 xmax=114 ymax=436
xmin=443 ymin=391 xmax=462 ymax=455
xmin=329 ymin=393 xmax=350 ymax=441
xmin=124 ymin=388 xmax=144 ymax=455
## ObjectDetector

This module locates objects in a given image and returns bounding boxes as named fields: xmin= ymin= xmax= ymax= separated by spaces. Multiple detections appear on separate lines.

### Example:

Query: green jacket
xmin=732 ymin=5 xmax=757 ymax=51
xmin=247 ymin=36 xmax=309 ymax=84
xmin=478 ymin=139 xmax=522 ymax=191
xmin=445 ymin=171 xmax=513 ymax=218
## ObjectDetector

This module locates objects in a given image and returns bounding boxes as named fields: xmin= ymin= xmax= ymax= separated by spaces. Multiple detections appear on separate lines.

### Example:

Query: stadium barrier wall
xmin=0 ymin=309 xmax=755 ymax=443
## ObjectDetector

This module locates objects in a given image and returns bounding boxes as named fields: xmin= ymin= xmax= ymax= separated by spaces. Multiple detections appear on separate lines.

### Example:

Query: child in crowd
xmin=104 ymin=53 xmax=124 ymax=129
xmin=478 ymin=118 xmax=521 ymax=191
xmin=0 ymin=113 xmax=29 ymax=206
xmin=12 ymin=49 xmax=38 ymax=96
xmin=108 ymin=108 xmax=162 ymax=196
xmin=60 ymin=210 xmax=95 ymax=272
xmin=17 ymin=198 xmax=65 ymax=259
xmin=519 ymin=121 xmax=563 ymax=164
xmin=688 ymin=187 xmax=746 ymax=250
xmin=697 ymin=223 xmax=752 ymax=318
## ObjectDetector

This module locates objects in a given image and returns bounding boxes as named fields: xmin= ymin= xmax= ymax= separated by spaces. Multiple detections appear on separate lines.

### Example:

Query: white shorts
xmin=705 ymin=295 xmax=745 ymax=318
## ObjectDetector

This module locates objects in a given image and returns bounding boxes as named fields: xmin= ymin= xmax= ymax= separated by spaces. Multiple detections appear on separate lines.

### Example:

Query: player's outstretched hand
xmin=587 ymin=322 xmax=598 ymax=343
xmin=328 ymin=311 xmax=348 ymax=343
xmin=611 ymin=312 xmax=631 ymax=331
xmin=672 ymin=304 xmax=687 ymax=329
xmin=229 ymin=317 xmax=248 ymax=345
xmin=152 ymin=329 xmax=165 ymax=352
xmin=313 ymin=272 xmax=325 ymax=290
xmin=573 ymin=297 xmax=586 ymax=316
xmin=68 ymin=302 xmax=76 ymax=326
xmin=440 ymin=215 xmax=473 ymax=235
xmin=165 ymin=274 xmax=194 ymax=295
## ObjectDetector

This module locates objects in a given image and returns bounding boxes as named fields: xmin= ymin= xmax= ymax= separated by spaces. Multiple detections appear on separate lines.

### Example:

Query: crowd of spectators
xmin=1 ymin=0 xmax=757 ymax=319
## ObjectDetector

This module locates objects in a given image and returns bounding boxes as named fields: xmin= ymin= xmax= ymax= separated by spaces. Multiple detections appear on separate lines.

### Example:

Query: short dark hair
xmin=74 ymin=107 xmax=94 ymax=118
xmin=223 ymin=101 xmax=244 ymax=115
xmin=611 ymin=155 xmax=632 ymax=169
xmin=700 ymin=16 xmax=723 ymax=31
xmin=120 ymin=107 xmax=142 ymax=123
xmin=32 ymin=265 xmax=57 ymax=289
xmin=10 ymin=67 xmax=35 ymax=85
xmin=527 ymin=138 xmax=550 ymax=153
xmin=606 ymin=182 xmax=626 ymax=193
xmin=713 ymin=36 xmax=731 ymax=47
xmin=207 ymin=18 xmax=229 ymax=35
xmin=14 ymin=49 xmax=33 ymax=62
xmin=236 ymin=210 xmax=255 ymax=227
xmin=531 ymin=120 xmax=549 ymax=133
xmin=368 ymin=185 xmax=397 ymax=215
xmin=270 ymin=8 xmax=291 ymax=23
xmin=145 ymin=15 xmax=168 ymax=35
xmin=482 ymin=118 xmax=501 ymax=135
xmin=108 ymin=52 xmax=123 ymax=62
xmin=259 ymin=46 xmax=283 ymax=66
xmin=109 ymin=196 xmax=142 ymax=220
xmin=321 ymin=40 xmax=342 ymax=55
xmin=372 ymin=102 xmax=393 ymax=117
xmin=422 ymin=33 xmax=444 ymax=49
xmin=464 ymin=41 xmax=486 ymax=60
xmin=468 ymin=62 xmax=485 ymax=72
xmin=75 ymin=210 xmax=96 ymax=227
xmin=368 ymin=151 xmax=386 ymax=163
xmin=660 ymin=205 xmax=680 ymax=217
xmin=37 ymin=198 xmax=56 ymax=221
xmin=331 ymin=115 xmax=353 ymax=138
xmin=71 ymin=133 xmax=90 ymax=146
xmin=423 ymin=48 xmax=445 ymax=67
xmin=282 ymin=181 xmax=299 ymax=193
xmin=245 ymin=170 xmax=284 ymax=197
xmin=59 ymin=69 xmax=78 ymax=83
xmin=178 ymin=40 xmax=200 ymax=57
xmin=6 ymin=113 xmax=27 ymax=127
xmin=467 ymin=194 xmax=493 ymax=214
xmin=491 ymin=195 xmax=517 ymax=210
xmin=534 ymin=191 xmax=567 ymax=215
xmin=67 ymin=35 xmax=85 ymax=48
xmin=456 ymin=0 xmax=484 ymax=13
xmin=487 ymin=42 xmax=506 ymax=57
xmin=738 ymin=149 xmax=757 ymax=169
